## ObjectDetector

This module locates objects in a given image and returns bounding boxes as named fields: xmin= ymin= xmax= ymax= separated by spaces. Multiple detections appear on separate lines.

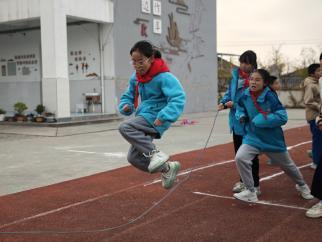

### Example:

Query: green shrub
xmin=35 ymin=104 xmax=45 ymax=115
xmin=14 ymin=102 xmax=28 ymax=115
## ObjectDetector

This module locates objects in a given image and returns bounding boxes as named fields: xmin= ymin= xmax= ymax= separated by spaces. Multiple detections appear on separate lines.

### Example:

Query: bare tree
xmin=300 ymin=47 xmax=317 ymax=68
xmin=262 ymin=46 xmax=286 ymax=77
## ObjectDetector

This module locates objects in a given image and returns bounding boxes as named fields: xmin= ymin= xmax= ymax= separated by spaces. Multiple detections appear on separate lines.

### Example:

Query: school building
xmin=0 ymin=0 xmax=217 ymax=121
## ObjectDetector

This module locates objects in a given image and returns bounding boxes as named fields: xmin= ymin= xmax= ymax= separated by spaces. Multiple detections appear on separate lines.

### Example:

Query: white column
xmin=101 ymin=23 xmax=117 ymax=114
xmin=40 ymin=0 xmax=70 ymax=119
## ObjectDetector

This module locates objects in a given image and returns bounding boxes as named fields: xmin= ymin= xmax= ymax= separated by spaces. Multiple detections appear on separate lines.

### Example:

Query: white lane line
xmin=287 ymin=141 xmax=311 ymax=150
xmin=103 ymin=152 xmax=126 ymax=158
xmin=144 ymin=140 xmax=312 ymax=187
xmin=67 ymin=150 xmax=97 ymax=154
xmin=67 ymin=150 xmax=126 ymax=158
xmin=54 ymin=145 xmax=96 ymax=150
xmin=193 ymin=192 xmax=308 ymax=211
xmin=260 ymin=164 xmax=311 ymax=182
xmin=144 ymin=160 xmax=235 ymax=186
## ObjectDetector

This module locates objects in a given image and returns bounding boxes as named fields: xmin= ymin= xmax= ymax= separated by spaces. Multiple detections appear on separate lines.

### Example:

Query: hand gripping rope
xmin=0 ymin=110 xmax=220 ymax=235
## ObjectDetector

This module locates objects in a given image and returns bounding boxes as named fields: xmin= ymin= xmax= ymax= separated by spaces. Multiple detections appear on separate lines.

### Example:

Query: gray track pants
xmin=119 ymin=116 xmax=159 ymax=172
xmin=235 ymin=144 xmax=306 ymax=192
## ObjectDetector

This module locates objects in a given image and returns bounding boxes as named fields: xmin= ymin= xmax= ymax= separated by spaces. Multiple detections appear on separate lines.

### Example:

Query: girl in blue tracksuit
xmin=233 ymin=69 xmax=313 ymax=203
xmin=218 ymin=50 xmax=260 ymax=194
xmin=118 ymin=40 xmax=186 ymax=189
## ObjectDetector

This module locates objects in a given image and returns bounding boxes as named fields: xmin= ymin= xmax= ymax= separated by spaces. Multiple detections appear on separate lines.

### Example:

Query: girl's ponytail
xmin=153 ymin=48 xmax=162 ymax=58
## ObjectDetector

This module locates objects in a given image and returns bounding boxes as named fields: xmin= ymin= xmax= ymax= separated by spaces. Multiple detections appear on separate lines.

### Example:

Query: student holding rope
xmin=218 ymin=50 xmax=261 ymax=195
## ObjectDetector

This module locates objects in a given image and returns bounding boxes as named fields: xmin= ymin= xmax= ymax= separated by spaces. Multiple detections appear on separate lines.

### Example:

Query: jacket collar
xmin=245 ymin=86 xmax=270 ymax=102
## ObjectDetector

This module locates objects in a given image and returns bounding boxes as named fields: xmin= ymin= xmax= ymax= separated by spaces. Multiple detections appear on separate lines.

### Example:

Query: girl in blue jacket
xmin=218 ymin=50 xmax=260 ymax=195
xmin=118 ymin=40 xmax=186 ymax=189
xmin=233 ymin=69 xmax=313 ymax=203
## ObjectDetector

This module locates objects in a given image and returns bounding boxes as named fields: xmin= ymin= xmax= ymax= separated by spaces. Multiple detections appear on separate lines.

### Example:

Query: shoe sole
xmin=233 ymin=194 xmax=258 ymax=203
xmin=305 ymin=213 xmax=322 ymax=218
xmin=148 ymin=155 xmax=170 ymax=173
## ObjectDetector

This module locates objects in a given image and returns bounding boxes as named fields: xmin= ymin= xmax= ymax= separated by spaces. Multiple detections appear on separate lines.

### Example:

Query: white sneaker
xmin=233 ymin=182 xmax=261 ymax=196
xmin=255 ymin=186 xmax=261 ymax=196
xmin=233 ymin=189 xmax=258 ymax=203
xmin=306 ymin=202 xmax=322 ymax=218
xmin=295 ymin=184 xmax=314 ymax=200
xmin=161 ymin=161 xmax=181 ymax=189
xmin=148 ymin=150 xmax=169 ymax=173
xmin=232 ymin=181 xmax=245 ymax=193
xmin=310 ymin=163 xmax=317 ymax=170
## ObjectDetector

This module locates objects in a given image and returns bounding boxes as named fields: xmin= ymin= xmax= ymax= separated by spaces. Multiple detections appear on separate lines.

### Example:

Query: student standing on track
xmin=303 ymin=63 xmax=322 ymax=170
xmin=218 ymin=50 xmax=261 ymax=195
xmin=118 ymin=40 xmax=186 ymax=189
xmin=233 ymin=69 xmax=314 ymax=202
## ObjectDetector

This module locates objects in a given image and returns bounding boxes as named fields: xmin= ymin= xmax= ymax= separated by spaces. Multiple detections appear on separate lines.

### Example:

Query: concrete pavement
xmin=0 ymin=109 xmax=308 ymax=196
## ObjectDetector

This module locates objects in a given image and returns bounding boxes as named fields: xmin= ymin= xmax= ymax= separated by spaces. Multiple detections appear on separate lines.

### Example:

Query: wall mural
xmin=132 ymin=0 xmax=206 ymax=73
xmin=161 ymin=0 xmax=205 ymax=72
xmin=169 ymin=0 xmax=190 ymax=15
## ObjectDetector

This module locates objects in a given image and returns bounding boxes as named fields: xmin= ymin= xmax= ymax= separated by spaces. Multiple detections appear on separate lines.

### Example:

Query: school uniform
xmin=220 ymin=68 xmax=259 ymax=186
xmin=119 ymin=59 xmax=186 ymax=172
xmin=235 ymin=87 xmax=307 ymax=191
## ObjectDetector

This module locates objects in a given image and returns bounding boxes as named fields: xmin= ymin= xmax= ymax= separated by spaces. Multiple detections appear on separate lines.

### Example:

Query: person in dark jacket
xmin=306 ymin=84 xmax=322 ymax=218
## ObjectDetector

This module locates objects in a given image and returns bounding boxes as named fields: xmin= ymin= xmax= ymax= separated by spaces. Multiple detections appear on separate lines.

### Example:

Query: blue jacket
xmin=119 ymin=72 xmax=186 ymax=138
xmin=236 ymin=87 xmax=288 ymax=152
xmin=220 ymin=68 xmax=247 ymax=135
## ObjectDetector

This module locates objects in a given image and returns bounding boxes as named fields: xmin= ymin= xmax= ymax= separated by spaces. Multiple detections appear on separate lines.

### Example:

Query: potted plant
xmin=14 ymin=102 xmax=28 ymax=122
xmin=34 ymin=104 xmax=46 ymax=122
xmin=45 ymin=112 xmax=56 ymax=123
xmin=0 ymin=108 xmax=6 ymax=121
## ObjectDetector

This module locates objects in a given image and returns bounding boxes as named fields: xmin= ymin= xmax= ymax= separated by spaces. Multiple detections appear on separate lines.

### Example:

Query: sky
xmin=217 ymin=0 xmax=322 ymax=70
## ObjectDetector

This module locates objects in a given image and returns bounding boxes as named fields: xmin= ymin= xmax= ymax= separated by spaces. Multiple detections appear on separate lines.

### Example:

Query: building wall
xmin=0 ymin=23 xmax=103 ymax=113
xmin=0 ymin=0 xmax=41 ymax=22
xmin=67 ymin=23 xmax=102 ymax=113
xmin=0 ymin=0 xmax=218 ymax=115
xmin=0 ymin=0 xmax=112 ymax=23
xmin=0 ymin=29 xmax=41 ymax=113
xmin=113 ymin=0 xmax=217 ymax=113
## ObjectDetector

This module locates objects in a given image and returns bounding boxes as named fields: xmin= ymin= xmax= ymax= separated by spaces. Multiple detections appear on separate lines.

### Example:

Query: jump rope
xmin=0 ymin=110 xmax=220 ymax=235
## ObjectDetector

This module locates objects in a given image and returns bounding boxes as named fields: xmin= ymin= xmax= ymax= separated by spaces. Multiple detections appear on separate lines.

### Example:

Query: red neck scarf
xmin=134 ymin=58 xmax=169 ymax=108
xmin=250 ymin=90 xmax=268 ymax=119
xmin=239 ymin=69 xmax=250 ymax=88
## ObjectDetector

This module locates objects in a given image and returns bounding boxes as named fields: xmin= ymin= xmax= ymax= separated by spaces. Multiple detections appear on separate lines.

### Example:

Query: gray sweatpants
xmin=235 ymin=144 xmax=306 ymax=192
xmin=119 ymin=116 xmax=159 ymax=172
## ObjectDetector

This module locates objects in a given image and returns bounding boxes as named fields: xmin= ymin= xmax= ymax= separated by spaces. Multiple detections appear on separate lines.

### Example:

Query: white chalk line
xmin=66 ymin=150 xmax=126 ymax=158
xmin=193 ymin=192 xmax=308 ymax=211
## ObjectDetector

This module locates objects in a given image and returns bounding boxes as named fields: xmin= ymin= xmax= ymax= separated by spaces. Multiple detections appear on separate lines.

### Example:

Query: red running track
xmin=0 ymin=126 xmax=320 ymax=242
